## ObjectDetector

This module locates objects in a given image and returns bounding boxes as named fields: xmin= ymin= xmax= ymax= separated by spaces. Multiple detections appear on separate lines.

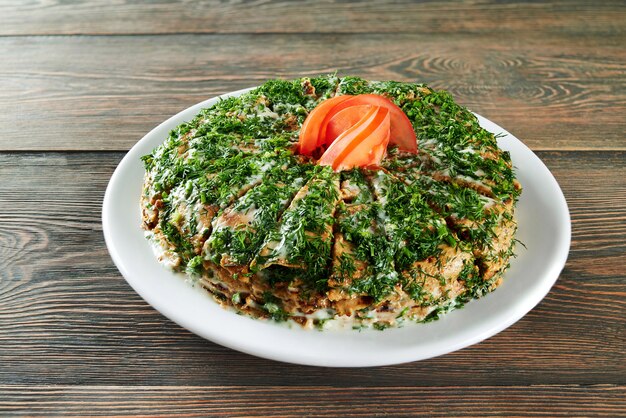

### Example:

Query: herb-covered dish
xmin=140 ymin=75 xmax=522 ymax=330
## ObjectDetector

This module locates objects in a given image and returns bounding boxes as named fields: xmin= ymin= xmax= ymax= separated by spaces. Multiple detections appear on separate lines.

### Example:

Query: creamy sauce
xmin=253 ymin=106 xmax=280 ymax=120
xmin=455 ymin=174 xmax=489 ymax=190
xmin=211 ymin=205 xmax=258 ymax=231
xmin=458 ymin=147 xmax=476 ymax=154
xmin=145 ymin=231 xmax=181 ymax=268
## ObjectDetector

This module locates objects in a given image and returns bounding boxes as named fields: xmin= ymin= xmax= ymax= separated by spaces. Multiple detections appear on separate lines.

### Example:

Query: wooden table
xmin=1 ymin=1 xmax=624 ymax=416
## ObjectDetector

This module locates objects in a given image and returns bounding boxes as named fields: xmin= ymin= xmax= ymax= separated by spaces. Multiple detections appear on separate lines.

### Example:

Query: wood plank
xmin=1 ymin=34 xmax=624 ymax=151
xmin=0 ymin=385 xmax=624 ymax=417
xmin=0 ymin=151 xmax=623 ymax=387
xmin=0 ymin=0 xmax=624 ymax=36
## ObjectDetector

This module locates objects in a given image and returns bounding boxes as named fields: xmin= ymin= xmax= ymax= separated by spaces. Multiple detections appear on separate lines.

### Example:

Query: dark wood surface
xmin=1 ymin=1 xmax=624 ymax=416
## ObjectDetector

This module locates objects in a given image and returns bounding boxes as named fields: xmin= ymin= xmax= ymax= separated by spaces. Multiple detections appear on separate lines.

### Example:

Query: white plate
xmin=103 ymin=88 xmax=571 ymax=367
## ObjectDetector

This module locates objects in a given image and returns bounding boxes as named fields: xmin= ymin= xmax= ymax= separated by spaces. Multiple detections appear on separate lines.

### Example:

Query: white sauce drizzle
xmin=252 ymin=106 xmax=280 ymax=120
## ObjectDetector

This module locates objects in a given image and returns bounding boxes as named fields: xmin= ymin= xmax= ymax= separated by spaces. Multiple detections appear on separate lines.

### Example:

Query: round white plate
xmin=103 ymin=88 xmax=570 ymax=367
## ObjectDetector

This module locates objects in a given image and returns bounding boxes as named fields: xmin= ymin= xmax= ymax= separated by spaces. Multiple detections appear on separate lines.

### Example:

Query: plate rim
xmin=102 ymin=87 xmax=571 ymax=367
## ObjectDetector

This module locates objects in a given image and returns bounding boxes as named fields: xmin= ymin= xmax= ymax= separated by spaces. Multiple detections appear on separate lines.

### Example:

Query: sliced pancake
xmin=400 ymin=89 xmax=521 ymax=201
xmin=366 ymin=170 xmax=477 ymax=319
xmin=154 ymin=75 xmax=338 ymax=162
xmin=418 ymin=140 xmax=520 ymax=201
xmin=252 ymin=167 xmax=341 ymax=295
xmin=205 ymin=160 xmax=313 ymax=268
xmin=391 ymin=167 xmax=517 ymax=292
xmin=252 ymin=75 xmax=341 ymax=144
xmin=196 ymin=254 xmax=318 ymax=324
xmin=367 ymin=170 xmax=454 ymax=267
xmin=328 ymin=170 xmax=397 ymax=319
xmin=192 ymin=89 xmax=300 ymax=147
xmin=335 ymin=77 xmax=433 ymax=108
xmin=143 ymin=148 xmax=301 ymax=273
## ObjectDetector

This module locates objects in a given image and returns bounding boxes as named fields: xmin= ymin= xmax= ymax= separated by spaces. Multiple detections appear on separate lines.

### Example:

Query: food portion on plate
xmin=140 ymin=75 xmax=522 ymax=330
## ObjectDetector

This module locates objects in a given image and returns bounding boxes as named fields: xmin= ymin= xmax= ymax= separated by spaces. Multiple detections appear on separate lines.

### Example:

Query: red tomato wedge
xmin=325 ymin=105 xmax=373 ymax=145
xmin=319 ymin=106 xmax=391 ymax=171
xmin=318 ymin=106 xmax=379 ymax=168
xmin=298 ymin=93 xmax=417 ymax=169
xmin=355 ymin=129 xmax=390 ymax=170
xmin=338 ymin=115 xmax=390 ymax=171
xmin=298 ymin=95 xmax=352 ymax=156
xmin=329 ymin=94 xmax=417 ymax=153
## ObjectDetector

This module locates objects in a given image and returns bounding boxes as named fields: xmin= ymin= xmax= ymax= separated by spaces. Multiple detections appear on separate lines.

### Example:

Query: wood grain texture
xmin=0 ymin=152 xmax=624 ymax=388
xmin=1 ymin=0 xmax=624 ymax=36
xmin=1 ymin=1 xmax=624 ymax=415
xmin=1 ymin=33 xmax=624 ymax=151
xmin=0 ymin=385 xmax=624 ymax=417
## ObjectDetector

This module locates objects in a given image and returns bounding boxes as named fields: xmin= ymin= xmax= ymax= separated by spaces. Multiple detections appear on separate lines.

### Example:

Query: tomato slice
xmin=318 ymin=106 xmax=379 ymax=168
xmin=319 ymin=106 xmax=390 ymax=171
xmin=329 ymin=94 xmax=417 ymax=153
xmin=338 ymin=110 xmax=391 ymax=170
xmin=299 ymin=92 xmax=417 ymax=165
xmin=298 ymin=95 xmax=352 ymax=156
xmin=325 ymin=105 xmax=373 ymax=145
